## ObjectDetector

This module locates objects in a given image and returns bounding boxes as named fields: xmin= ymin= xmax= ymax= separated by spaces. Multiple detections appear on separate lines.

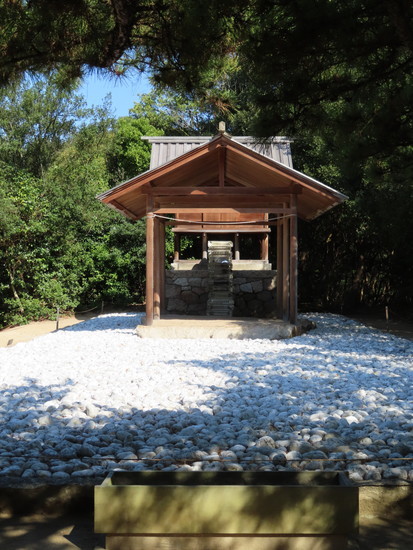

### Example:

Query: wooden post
xmin=282 ymin=210 xmax=290 ymax=322
xmin=153 ymin=216 xmax=161 ymax=320
xmin=174 ymin=233 xmax=180 ymax=262
xmin=276 ymin=219 xmax=283 ymax=319
xmin=260 ymin=234 xmax=269 ymax=261
xmin=234 ymin=233 xmax=240 ymax=260
xmin=289 ymin=195 xmax=298 ymax=325
xmin=160 ymin=220 xmax=166 ymax=313
xmin=202 ymin=232 xmax=208 ymax=260
xmin=146 ymin=198 xmax=155 ymax=326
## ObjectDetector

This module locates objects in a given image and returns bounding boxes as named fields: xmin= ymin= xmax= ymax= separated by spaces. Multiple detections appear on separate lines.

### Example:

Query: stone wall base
xmin=165 ymin=270 xmax=277 ymax=317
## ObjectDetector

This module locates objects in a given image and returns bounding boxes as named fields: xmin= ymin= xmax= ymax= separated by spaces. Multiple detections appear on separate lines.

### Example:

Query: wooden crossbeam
xmin=144 ymin=186 xmax=300 ymax=195
xmin=154 ymin=195 xmax=289 ymax=208
xmin=171 ymin=227 xmax=271 ymax=233
xmin=154 ymin=207 xmax=291 ymax=214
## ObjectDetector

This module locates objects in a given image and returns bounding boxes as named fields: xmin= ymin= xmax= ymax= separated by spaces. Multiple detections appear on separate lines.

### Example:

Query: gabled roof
xmin=98 ymin=133 xmax=347 ymax=221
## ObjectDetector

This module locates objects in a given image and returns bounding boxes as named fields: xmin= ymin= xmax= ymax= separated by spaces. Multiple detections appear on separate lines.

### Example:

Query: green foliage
xmin=107 ymin=116 xmax=162 ymax=182
xmin=0 ymin=76 xmax=88 ymax=177
xmin=130 ymin=76 xmax=256 ymax=137
xmin=0 ymin=0 xmax=244 ymax=88
xmin=130 ymin=89 xmax=221 ymax=136
xmin=294 ymin=132 xmax=413 ymax=311
xmin=0 ymin=77 xmax=152 ymax=328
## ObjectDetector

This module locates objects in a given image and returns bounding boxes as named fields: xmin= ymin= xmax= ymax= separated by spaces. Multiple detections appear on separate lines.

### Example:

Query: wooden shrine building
xmin=98 ymin=129 xmax=347 ymax=326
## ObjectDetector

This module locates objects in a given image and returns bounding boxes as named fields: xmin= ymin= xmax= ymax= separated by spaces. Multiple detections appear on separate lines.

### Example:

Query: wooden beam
xmin=289 ymin=195 xmax=298 ymax=324
xmin=168 ymin=219 xmax=278 ymax=227
xmin=144 ymin=186 xmax=300 ymax=196
xmin=282 ymin=211 xmax=290 ymax=322
xmin=171 ymin=227 xmax=271 ymax=233
xmin=159 ymin=220 xmax=166 ymax=313
xmin=155 ymin=195 xmax=288 ymax=209
xmin=110 ymin=200 xmax=139 ymax=220
xmin=155 ymin=207 xmax=291 ymax=214
xmin=153 ymin=216 xmax=161 ymax=320
xmin=145 ymin=198 xmax=155 ymax=326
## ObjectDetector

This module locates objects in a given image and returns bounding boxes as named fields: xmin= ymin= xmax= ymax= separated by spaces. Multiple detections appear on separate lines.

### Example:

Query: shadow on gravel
xmin=0 ymin=337 xmax=411 ymax=477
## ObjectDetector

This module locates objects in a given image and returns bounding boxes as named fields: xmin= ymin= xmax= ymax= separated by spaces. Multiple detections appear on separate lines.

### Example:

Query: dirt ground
xmin=0 ymin=514 xmax=104 ymax=550
xmin=348 ymin=311 xmax=413 ymax=342
xmin=0 ymin=312 xmax=100 ymax=348
xmin=0 ymin=510 xmax=412 ymax=550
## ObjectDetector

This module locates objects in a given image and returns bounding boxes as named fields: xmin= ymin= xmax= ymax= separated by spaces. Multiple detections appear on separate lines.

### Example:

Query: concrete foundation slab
xmin=136 ymin=316 xmax=313 ymax=339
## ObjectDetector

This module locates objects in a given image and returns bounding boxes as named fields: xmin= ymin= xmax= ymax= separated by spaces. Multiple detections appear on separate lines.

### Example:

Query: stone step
xmin=207 ymin=241 xmax=234 ymax=317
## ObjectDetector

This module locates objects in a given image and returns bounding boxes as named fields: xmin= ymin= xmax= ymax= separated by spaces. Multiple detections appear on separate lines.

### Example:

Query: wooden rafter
xmin=111 ymin=200 xmax=140 ymax=219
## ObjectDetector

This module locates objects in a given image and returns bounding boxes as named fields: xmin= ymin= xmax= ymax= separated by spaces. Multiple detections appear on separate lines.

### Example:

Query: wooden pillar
xmin=202 ymin=232 xmax=208 ymax=260
xmin=159 ymin=220 xmax=166 ymax=313
xmin=153 ymin=216 xmax=161 ymax=320
xmin=276 ymin=219 xmax=283 ymax=319
xmin=234 ymin=233 xmax=240 ymax=260
xmin=282 ymin=209 xmax=290 ymax=322
xmin=173 ymin=233 xmax=180 ymax=262
xmin=260 ymin=234 xmax=269 ymax=261
xmin=145 ymin=201 xmax=155 ymax=326
xmin=289 ymin=195 xmax=298 ymax=324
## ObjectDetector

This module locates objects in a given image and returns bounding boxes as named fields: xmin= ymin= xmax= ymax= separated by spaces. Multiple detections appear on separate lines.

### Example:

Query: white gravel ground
xmin=0 ymin=313 xmax=412 ymax=484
